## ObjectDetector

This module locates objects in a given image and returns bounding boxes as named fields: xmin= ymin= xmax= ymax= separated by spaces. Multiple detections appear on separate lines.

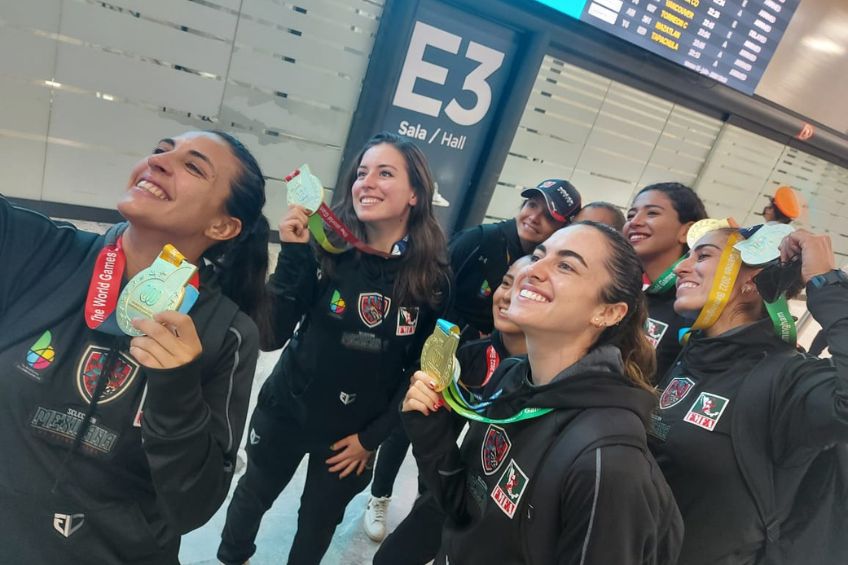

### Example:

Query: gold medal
xmin=420 ymin=319 xmax=460 ymax=391
xmin=686 ymin=218 xmax=737 ymax=249
xmin=116 ymin=244 xmax=198 ymax=336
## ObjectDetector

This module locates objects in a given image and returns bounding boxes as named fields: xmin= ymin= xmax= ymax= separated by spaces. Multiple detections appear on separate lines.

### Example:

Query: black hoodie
xmin=0 ymin=196 xmax=259 ymax=564
xmin=403 ymin=345 xmax=683 ymax=565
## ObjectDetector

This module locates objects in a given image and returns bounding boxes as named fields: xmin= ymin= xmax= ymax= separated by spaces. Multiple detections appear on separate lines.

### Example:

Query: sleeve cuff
xmin=142 ymin=357 xmax=209 ymax=434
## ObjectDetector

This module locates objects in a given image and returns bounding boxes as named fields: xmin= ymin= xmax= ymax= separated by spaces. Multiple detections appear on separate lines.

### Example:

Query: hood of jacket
xmin=485 ymin=344 xmax=657 ymax=427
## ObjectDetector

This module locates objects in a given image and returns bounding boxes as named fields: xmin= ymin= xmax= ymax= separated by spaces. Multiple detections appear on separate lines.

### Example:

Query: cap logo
xmin=557 ymin=186 xmax=574 ymax=208
xmin=540 ymin=181 xmax=556 ymax=188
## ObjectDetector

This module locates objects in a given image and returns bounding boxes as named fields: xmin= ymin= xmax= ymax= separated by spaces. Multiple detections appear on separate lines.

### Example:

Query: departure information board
xmin=537 ymin=0 xmax=801 ymax=95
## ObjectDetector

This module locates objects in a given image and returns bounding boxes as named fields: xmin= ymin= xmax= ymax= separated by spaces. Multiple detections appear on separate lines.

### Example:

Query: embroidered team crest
xmin=491 ymin=459 xmax=528 ymax=519
xmin=478 ymin=280 xmax=492 ymax=298
xmin=358 ymin=293 xmax=391 ymax=328
xmin=76 ymin=345 xmax=140 ymax=404
xmin=396 ymin=307 xmax=419 ymax=336
xmin=659 ymin=377 xmax=695 ymax=410
xmin=481 ymin=425 xmax=511 ymax=475
xmin=644 ymin=317 xmax=669 ymax=348
xmin=684 ymin=392 xmax=730 ymax=431
xmin=329 ymin=289 xmax=346 ymax=316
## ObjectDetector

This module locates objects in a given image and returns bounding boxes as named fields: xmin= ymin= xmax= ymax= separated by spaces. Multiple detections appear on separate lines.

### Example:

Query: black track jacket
xmin=0 ymin=196 xmax=259 ymax=564
xmin=404 ymin=345 xmax=683 ymax=565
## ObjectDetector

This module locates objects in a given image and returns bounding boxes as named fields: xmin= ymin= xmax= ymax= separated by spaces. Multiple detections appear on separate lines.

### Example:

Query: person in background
xmin=403 ymin=222 xmax=683 ymax=565
xmin=650 ymin=224 xmax=848 ymax=564
xmin=0 ymin=130 xmax=269 ymax=564
xmin=361 ymin=179 xmax=581 ymax=539
xmin=448 ymin=179 xmax=581 ymax=339
xmin=624 ymin=182 xmax=708 ymax=381
xmin=372 ymin=257 xmax=531 ymax=565
xmin=575 ymin=200 xmax=626 ymax=231
xmin=217 ymin=132 xmax=450 ymax=565
xmin=761 ymin=185 xmax=801 ymax=225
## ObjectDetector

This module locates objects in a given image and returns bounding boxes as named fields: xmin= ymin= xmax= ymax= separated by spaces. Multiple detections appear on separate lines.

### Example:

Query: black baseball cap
xmin=521 ymin=179 xmax=582 ymax=223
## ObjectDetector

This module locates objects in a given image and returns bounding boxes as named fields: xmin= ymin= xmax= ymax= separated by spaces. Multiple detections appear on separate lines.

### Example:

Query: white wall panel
xmin=0 ymin=0 xmax=384 ymax=220
xmin=59 ymin=1 xmax=235 ymax=76
xmin=489 ymin=56 xmax=722 ymax=221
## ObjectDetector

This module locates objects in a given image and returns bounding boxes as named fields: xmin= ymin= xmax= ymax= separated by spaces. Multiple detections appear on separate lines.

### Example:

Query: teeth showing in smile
xmin=360 ymin=197 xmax=381 ymax=205
xmin=678 ymin=282 xmax=698 ymax=289
xmin=629 ymin=233 xmax=648 ymax=242
xmin=519 ymin=289 xmax=548 ymax=303
xmin=137 ymin=179 xmax=168 ymax=201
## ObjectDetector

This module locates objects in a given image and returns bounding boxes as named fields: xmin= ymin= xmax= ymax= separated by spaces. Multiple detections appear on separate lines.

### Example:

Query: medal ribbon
xmin=764 ymin=294 xmax=797 ymax=345
xmin=85 ymin=237 xmax=126 ymax=330
xmin=441 ymin=357 xmax=552 ymax=424
xmin=681 ymin=232 xmax=743 ymax=344
xmin=645 ymin=256 xmax=685 ymax=295
xmin=285 ymin=168 xmax=394 ymax=259
xmin=85 ymin=237 xmax=200 ymax=334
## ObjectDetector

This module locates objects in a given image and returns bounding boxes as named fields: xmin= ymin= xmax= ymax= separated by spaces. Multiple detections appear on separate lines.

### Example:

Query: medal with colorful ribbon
xmin=645 ymin=256 xmax=685 ymax=295
xmin=422 ymin=319 xmax=553 ymax=424
xmin=285 ymin=164 xmax=395 ymax=259
xmin=116 ymin=244 xmax=199 ymax=336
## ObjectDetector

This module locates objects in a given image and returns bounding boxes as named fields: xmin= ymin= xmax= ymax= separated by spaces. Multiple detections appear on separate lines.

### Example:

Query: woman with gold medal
xmin=649 ymin=220 xmax=848 ymax=564
xmin=402 ymin=222 xmax=683 ymax=565
xmin=0 ymin=130 xmax=270 ymax=564
xmin=217 ymin=132 xmax=450 ymax=565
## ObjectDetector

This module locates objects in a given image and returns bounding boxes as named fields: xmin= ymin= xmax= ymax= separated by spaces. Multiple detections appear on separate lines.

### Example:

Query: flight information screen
xmin=537 ymin=0 xmax=801 ymax=95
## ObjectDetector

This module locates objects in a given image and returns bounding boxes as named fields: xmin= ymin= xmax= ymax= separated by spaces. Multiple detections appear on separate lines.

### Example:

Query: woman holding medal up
xmin=0 ymin=130 xmax=269 ymax=564
xmin=624 ymin=182 xmax=707 ymax=380
xmin=402 ymin=222 xmax=683 ymax=565
xmin=217 ymin=132 xmax=450 ymax=565
xmin=649 ymin=221 xmax=848 ymax=565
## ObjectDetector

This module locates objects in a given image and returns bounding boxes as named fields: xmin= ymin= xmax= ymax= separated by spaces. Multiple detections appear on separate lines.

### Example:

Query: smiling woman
xmin=402 ymin=222 xmax=683 ymax=565
xmin=0 ymin=130 xmax=270 ymax=564
xmin=217 ymin=132 xmax=451 ymax=565
xmin=624 ymin=182 xmax=708 ymax=381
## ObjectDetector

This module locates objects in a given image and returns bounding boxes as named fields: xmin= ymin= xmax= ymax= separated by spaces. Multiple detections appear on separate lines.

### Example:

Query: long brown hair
xmin=320 ymin=132 xmax=448 ymax=308
xmin=581 ymin=220 xmax=657 ymax=390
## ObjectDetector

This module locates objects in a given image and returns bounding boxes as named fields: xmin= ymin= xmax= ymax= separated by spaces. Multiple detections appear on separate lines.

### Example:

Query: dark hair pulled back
xmin=202 ymin=130 xmax=271 ymax=339
xmin=580 ymin=221 xmax=657 ymax=390
xmin=636 ymin=182 xmax=708 ymax=225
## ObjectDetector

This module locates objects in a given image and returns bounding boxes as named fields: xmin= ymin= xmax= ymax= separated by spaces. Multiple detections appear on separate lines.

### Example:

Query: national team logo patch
xmin=396 ymin=307 xmax=419 ymax=336
xmin=644 ymin=317 xmax=669 ymax=349
xmin=491 ymin=459 xmax=528 ymax=519
xmin=684 ymin=392 xmax=730 ymax=431
xmin=481 ymin=424 xmax=511 ymax=475
xmin=329 ymin=289 xmax=346 ymax=316
xmin=76 ymin=345 xmax=140 ymax=404
xmin=659 ymin=377 xmax=695 ymax=410
xmin=478 ymin=280 xmax=492 ymax=298
xmin=358 ymin=293 xmax=391 ymax=328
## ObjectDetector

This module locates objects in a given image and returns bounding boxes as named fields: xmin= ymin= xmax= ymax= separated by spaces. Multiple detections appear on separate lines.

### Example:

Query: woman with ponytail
xmin=217 ymin=132 xmax=450 ymax=565
xmin=402 ymin=222 xmax=682 ymax=565
xmin=0 ymin=130 xmax=268 ymax=564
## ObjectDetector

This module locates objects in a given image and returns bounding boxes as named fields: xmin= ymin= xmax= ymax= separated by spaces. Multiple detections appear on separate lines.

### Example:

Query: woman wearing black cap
xmin=448 ymin=179 xmax=581 ymax=338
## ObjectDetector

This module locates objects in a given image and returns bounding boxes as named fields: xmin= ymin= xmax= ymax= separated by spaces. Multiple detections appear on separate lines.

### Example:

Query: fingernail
xmin=428 ymin=380 xmax=437 ymax=389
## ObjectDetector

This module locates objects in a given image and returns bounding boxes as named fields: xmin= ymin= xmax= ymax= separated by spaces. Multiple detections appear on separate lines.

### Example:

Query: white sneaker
xmin=362 ymin=495 xmax=391 ymax=542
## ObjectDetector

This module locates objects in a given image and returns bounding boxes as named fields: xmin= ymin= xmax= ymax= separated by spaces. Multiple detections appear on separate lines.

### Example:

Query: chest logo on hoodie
xmin=644 ymin=317 xmax=669 ymax=349
xmin=76 ymin=345 xmax=140 ymax=404
xmin=481 ymin=424 xmax=511 ymax=475
xmin=329 ymin=289 xmax=347 ymax=317
xmin=358 ymin=293 xmax=391 ymax=328
xmin=491 ymin=459 xmax=529 ymax=519
xmin=659 ymin=377 xmax=695 ymax=410
xmin=684 ymin=392 xmax=730 ymax=431
xmin=396 ymin=307 xmax=419 ymax=336
xmin=15 ymin=331 xmax=56 ymax=382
